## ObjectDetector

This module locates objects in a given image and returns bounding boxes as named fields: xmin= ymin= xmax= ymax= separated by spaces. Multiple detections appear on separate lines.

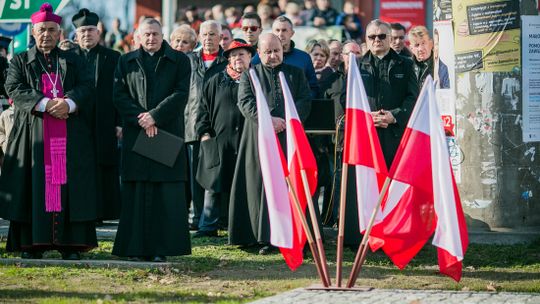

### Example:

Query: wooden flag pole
xmin=335 ymin=163 xmax=349 ymax=287
xmin=300 ymin=169 xmax=331 ymax=286
xmin=286 ymin=177 xmax=330 ymax=287
xmin=346 ymin=177 xmax=392 ymax=288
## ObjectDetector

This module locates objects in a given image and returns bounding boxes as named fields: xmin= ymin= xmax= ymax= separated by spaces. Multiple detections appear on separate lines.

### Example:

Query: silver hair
xmin=366 ymin=19 xmax=391 ymax=34
xmin=199 ymin=20 xmax=222 ymax=35
xmin=139 ymin=17 xmax=162 ymax=29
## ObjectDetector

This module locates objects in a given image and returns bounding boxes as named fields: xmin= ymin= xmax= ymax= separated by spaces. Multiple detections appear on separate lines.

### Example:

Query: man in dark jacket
xmin=185 ymin=20 xmax=227 ymax=230
xmin=360 ymin=20 xmax=419 ymax=167
xmin=390 ymin=23 xmax=413 ymax=58
xmin=112 ymin=18 xmax=191 ymax=262
xmin=194 ymin=40 xmax=255 ymax=237
xmin=229 ymin=33 xmax=311 ymax=254
xmin=72 ymin=9 xmax=122 ymax=221
xmin=0 ymin=3 xmax=96 ymax=260
xmin=310 ymin=0 xmax=339 ymax=27
xmin=344 ymin=19 xmax=419 ymax=248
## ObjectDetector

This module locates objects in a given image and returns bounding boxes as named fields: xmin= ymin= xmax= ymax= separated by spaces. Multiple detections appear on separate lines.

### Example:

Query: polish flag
xmin=279 ymin=72 xmax=317 ymax=270
xmin=373 ymin=76 xmax=468 ymax=281
xmin=249 ymin=69 xmax=295 ymax=266
xmin=342 ymin=55 xmax=388 ymax=236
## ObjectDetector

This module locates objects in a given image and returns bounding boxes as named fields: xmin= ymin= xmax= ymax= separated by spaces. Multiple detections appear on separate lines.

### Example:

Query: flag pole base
xmin=305 ymin=284 xmax=373 ymax=292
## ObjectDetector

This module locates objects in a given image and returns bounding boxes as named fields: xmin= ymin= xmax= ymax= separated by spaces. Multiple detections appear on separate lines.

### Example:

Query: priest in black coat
xmin=229 ymin=33 xmax=311 ymax=254
xmin=112 ymin=18 xmax=191 ymax=262
xmin=0 ymin=3 xmax=97 ymax=260
xmin=72 ymin=9 xmax=122 ymax=221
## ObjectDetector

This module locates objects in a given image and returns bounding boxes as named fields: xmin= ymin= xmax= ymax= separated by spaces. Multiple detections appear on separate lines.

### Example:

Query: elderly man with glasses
xmin=343 ymin=19 xmax=419 ymax=251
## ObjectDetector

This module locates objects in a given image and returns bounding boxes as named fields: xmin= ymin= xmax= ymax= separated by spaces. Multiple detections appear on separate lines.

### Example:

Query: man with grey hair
xmin=344 ymin=19 xmax=418 ymax=250
xmin=72 ymin=8 xmax=122 ymax=222
xmin=113 ymin=17 xmax=192 ymax=261
xmin=1 ymin=3 xmax=95 ymax=260
xmin=184 ymin=20 xmax=227 ymax=232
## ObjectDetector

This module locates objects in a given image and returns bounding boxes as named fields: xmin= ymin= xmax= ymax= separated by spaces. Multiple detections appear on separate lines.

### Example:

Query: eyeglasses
xmin=242 ymin=26 xmax=259 ymax=32
xmin=367 ymin=34 xmax=387 ymax=41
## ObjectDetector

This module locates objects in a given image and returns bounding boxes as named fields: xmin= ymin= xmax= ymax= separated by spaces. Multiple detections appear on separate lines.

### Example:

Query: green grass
xmin=0 ymin=235 xmax=539 ymax=303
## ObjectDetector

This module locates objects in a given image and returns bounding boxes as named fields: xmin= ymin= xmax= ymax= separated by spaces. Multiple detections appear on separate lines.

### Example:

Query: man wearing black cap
xmin=72 ymin=9 xmax=122 ymax=222
xmin=193 ymin=40 xmax=254 ymax=238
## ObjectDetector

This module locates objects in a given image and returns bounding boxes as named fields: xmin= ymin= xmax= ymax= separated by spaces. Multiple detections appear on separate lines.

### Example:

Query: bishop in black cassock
xmin=0 ymin=3 xmax=97 ymax=260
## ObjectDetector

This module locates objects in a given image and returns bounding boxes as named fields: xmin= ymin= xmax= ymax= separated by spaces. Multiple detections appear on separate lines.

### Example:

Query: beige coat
xmin=0 ymin=106 xmax=14 ymax=153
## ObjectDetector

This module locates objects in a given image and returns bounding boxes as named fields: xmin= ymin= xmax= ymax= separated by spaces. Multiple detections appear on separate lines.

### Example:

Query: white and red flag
xmin=279 ymin=72 xmax=317 ymax=270
xmin=249 ymin=69 xmax=296 ymax=270
xmin=372 ymin=76 xmax=469 ymax=281
xmin=342 ymin=55 xmax=388 ymax=236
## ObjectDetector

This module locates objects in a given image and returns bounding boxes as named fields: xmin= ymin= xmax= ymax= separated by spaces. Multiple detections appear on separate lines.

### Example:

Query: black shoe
xmin=193 ymin=230 xmax=218 ymax=238
xmin=61 ymin=251 xmax=81 ymax=260
xmin=258 ymin=245 xmax=277 ymax=255
xmin=151 ymin=255 xmax=166 ymax=263
xmin=189 ymin=223 xmax=199 ymax=231
xmin=21 ymin=251 xmax=43 ymax=259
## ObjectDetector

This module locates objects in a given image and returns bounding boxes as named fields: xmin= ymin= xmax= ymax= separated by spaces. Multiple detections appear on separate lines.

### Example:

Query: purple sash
xmin=41 ymin=73 xmax=67 ymax=213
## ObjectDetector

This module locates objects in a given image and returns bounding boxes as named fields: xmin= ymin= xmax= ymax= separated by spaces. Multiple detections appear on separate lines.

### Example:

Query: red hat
xmin=223 ymin=40 xmax=256 ymax=58
xmin=31 ymin=3 xmax=62 ymax=25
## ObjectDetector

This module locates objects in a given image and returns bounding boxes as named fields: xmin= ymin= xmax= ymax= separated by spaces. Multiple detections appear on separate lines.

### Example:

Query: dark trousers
xmin=187 ymin=142 xmax=205 ymax=227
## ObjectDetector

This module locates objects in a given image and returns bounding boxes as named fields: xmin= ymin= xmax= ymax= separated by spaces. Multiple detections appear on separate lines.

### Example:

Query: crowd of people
xmin=0 ymin=1 xmax=447 ymax=262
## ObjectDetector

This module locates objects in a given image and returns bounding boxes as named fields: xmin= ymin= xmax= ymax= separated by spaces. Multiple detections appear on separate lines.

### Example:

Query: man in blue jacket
xmin=252 ymin=16 xmax=318 ymax=98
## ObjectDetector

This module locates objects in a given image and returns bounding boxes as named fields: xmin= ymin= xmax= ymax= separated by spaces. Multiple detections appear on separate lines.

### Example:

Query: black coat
xmin=113 ymin=42 xmax=191 ymax=182
xmin=0 ymin=56 xmax=8 ymax=99
xmin=343 ymin=50 xmax=419 ymax=246
xmin=0 ymin=46 xmax=97 ymax=222
xmin=228 ymin=63 xmax=311 ymax=245
xmin=184 ymin=48 xmax=227 ymax=143
xmin=195 ymin=70 xmax=244 ymax=192
xmin=358 ymin=50 xmax=419 ymax=167
xmin=74 ymin=45 xmax=121 ymax=165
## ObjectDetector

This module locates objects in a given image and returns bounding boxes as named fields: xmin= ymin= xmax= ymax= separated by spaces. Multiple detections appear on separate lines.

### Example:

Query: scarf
xmin=226 ymin=64 xmax=242 ymax=81
xmin=41 ymin=73 xmax=67 ymax=213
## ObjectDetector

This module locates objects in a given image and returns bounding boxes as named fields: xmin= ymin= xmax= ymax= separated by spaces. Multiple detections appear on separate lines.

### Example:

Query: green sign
xmin=0 ymin=0 xmax=70 ymax=23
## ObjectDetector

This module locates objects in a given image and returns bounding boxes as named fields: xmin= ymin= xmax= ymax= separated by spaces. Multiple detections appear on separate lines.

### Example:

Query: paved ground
xmin=251 ymin=288 xmax=540 ymax=304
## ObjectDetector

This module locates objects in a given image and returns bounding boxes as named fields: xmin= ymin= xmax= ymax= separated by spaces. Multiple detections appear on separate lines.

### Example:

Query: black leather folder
xmin=132 ymin=129 xmax=184 ymax=167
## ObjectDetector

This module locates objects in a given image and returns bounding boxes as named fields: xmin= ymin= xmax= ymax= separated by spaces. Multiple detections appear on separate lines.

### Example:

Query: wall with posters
xmin=451 ymin=0 xmax=540 ymax=229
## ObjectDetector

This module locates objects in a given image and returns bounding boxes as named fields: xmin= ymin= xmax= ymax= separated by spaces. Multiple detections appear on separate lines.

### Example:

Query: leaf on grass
xmin=461 ymin=286 xmax=470 ymax=291
xmin=487 ymin=282 xmax=497 ymax=292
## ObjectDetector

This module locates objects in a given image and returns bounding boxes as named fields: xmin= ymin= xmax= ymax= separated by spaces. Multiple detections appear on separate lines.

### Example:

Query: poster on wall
xmin=522 ymin=15 xmax=540 ymax=142
xmin=434 ymin=20 xmax=461 ymax=182
xmin=379 ymin=0 xmax=425 ymax=28
xmin=452 ymin=0 xmax=520 ymax=73
xmin=434 ymin=0 xmax=453 ymax=21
